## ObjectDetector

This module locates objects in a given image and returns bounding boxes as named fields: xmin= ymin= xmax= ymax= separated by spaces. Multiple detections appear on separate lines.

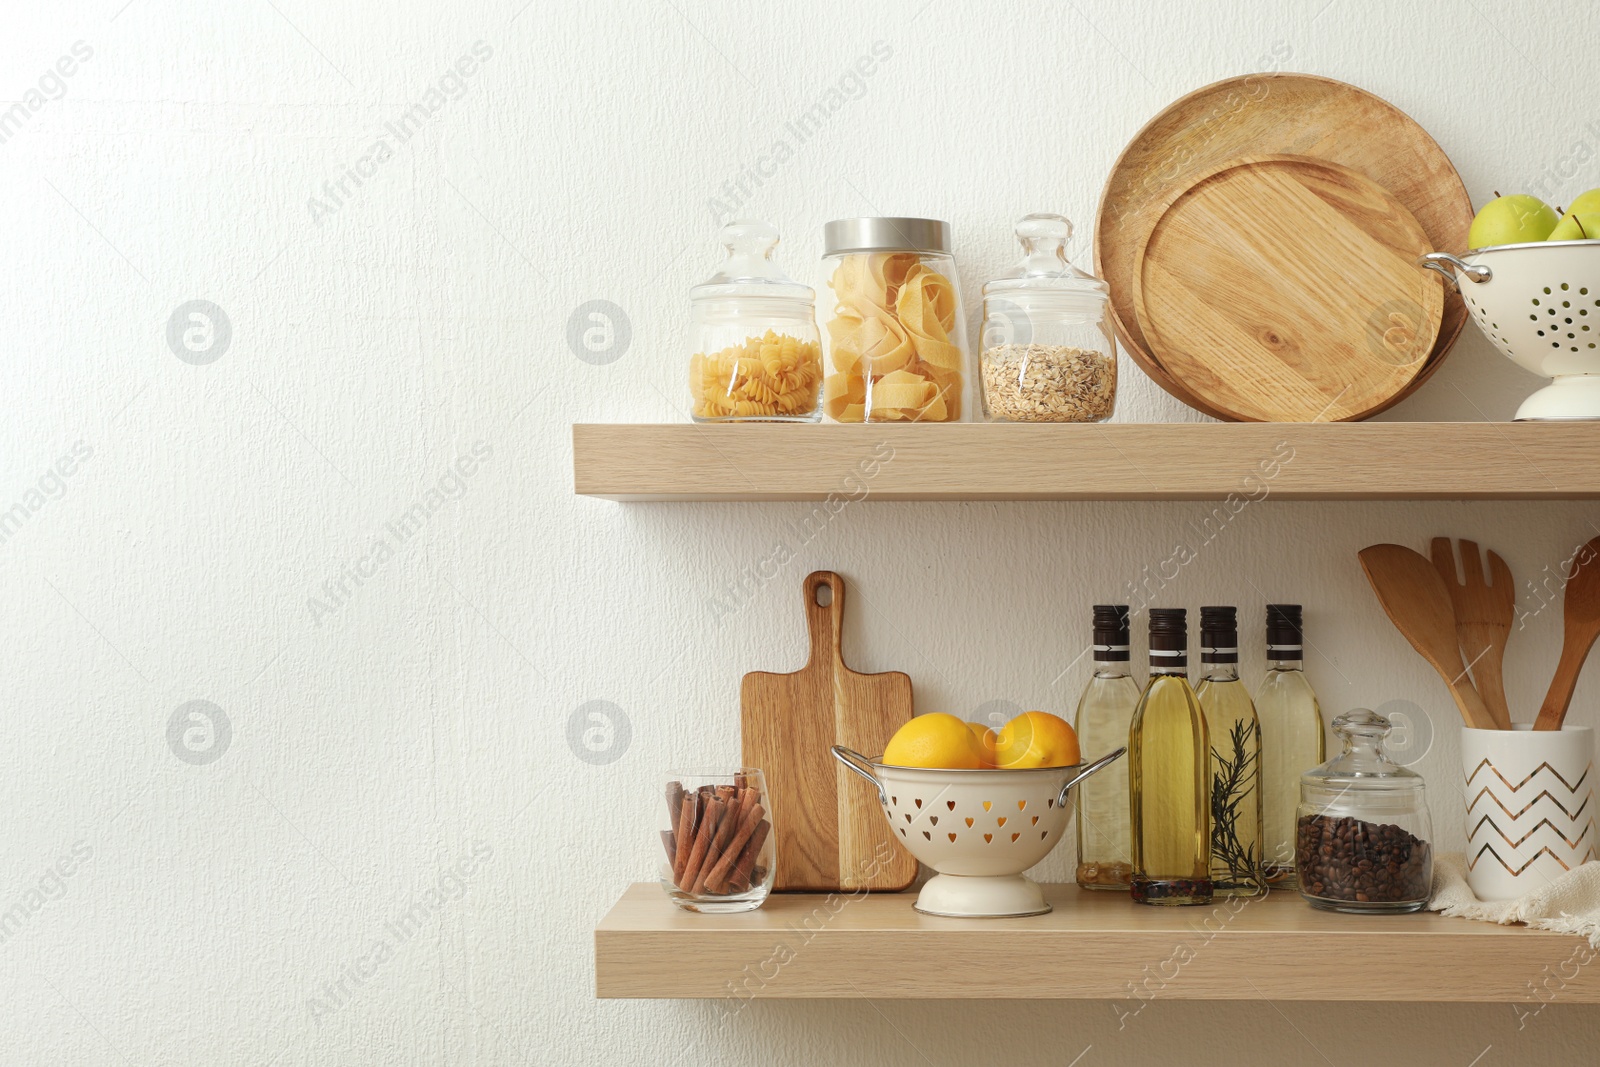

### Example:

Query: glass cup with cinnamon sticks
xmin=660 ymin=769 xmax=775 ymax=912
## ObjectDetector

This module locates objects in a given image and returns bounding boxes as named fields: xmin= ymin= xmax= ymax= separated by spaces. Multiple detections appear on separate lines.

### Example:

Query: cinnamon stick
xmin=671 ymin=794 xmax=698 ymax=882
xmin=721 ymin=819 xmax=771 ymax=894
xmin=692 ymin=789 xmax=756 ymax=895
xmin=702 ymin=802 xmax=766 ymax=893
xmin=666 ymin=782 xmax=685 ymax=837
xmin=660 ymin=829 xmax=676 ymax=863
xmin=677 ymin=796 xmax=725 ymax=890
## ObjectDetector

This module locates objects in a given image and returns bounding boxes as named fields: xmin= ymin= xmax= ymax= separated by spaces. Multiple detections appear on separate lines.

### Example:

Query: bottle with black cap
xmin=1195 ymin=606 xmax=1265 ymax=898
xmin=1256 ymin=604 xmax=1326 ymax=889
xmin=1128 ymin=608 xmax=1213 ymax=905
xmin=1073 ymin=605 xmax=1140 ymax=890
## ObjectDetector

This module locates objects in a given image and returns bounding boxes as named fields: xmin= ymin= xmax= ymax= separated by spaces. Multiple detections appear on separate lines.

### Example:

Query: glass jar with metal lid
xmin=1295 ymin=709 xmax=1433 ymax=914
xmin=980 ymin=214 xmax=1116 ymax=422
xmin=820 ymin=217 xmax=971 ymax=423
xmin=689 ymin=220 xmax=822 ymax=422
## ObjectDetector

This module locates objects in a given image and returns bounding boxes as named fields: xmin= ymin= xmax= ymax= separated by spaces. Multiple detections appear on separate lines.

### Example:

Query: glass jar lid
xmin=983 ymin=214 xmax=1109 ymax=305
xmin=822 ymin=217 xmax=951 ymax=256
xmin=1307 ymin=709 xmax=1420 ymax=782
xmin=1300 ymin=710 xmax=1429 ymax=834
xmin=690 ymin=220 xmax=814 ymax=304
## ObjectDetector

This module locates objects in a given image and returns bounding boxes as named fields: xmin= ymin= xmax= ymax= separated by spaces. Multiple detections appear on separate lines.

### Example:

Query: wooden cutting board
xmin=741 ymin=571 xmax=918 ymax=892
xmin=1130 ymin=155 xmax=1444 ymax=423
xmin=1094 ymin=73 xmax=1472 ymax=421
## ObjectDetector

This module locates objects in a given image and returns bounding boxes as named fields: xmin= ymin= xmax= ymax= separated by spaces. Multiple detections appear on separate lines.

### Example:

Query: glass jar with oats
xmin=820 ymin=218 xmax=972 ymax=422
xmin=689 ymin=220 xmax=822 ymax=422
xmin=980 ymin=214 xmax=1117 ymax=423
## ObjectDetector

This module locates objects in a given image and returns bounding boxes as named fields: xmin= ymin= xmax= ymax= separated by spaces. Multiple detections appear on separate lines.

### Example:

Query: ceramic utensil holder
xmin=1461 ymin=724 xmax=1594 ymax=901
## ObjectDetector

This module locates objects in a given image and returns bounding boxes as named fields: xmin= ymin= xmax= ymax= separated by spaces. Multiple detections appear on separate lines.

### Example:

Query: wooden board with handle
xmin=1131 ymin=155 xmax=1444 ymax=423
xmin=741 ymin=571 xmax=919 ymax=891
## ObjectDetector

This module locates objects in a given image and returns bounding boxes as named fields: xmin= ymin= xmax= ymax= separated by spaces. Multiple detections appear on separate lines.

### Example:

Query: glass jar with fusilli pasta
xmin=688 ymin=220 xmax=822 ymax=423
xmin=820 ymin=218 xmax=972 ymax=422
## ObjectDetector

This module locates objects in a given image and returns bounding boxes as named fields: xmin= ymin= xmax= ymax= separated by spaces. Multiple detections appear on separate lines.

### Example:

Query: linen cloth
xmin=1430 ymin=851 xmax=1600 ymax=945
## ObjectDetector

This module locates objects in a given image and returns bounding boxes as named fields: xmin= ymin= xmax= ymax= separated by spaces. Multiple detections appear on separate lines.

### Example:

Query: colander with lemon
xmin=832 ymin=711 xmax=1124 ymax=917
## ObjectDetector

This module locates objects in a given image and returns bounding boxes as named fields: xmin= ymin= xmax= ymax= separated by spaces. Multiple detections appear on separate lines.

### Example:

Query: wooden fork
xmin=1430 ymin=537 xmax=1514 ymax=729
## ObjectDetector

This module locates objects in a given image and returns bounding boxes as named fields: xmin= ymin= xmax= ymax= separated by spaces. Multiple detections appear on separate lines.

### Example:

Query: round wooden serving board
xmin=1094 ymin=73 xmax=1472 ymax=420
xmin=1130 ymin=155 xmax=1444 ymax=423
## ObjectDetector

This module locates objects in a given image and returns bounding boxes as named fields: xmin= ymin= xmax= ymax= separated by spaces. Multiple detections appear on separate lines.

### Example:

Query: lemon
xmin=965 ymin=720 xmax=1000 ymax=768
xmin=883 ymin=713 xmax=982 ymax=769
xmin=993 ymin=711 xmax=1081 ymax=769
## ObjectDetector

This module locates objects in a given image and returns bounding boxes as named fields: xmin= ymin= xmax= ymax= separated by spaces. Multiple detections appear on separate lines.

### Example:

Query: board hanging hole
xmin=814 ymin=583 xmax=833 ymax=607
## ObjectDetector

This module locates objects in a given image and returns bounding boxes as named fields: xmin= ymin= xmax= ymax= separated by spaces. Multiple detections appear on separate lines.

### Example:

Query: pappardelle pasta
xmin=823 ymin=253 xmax=965 ymax=422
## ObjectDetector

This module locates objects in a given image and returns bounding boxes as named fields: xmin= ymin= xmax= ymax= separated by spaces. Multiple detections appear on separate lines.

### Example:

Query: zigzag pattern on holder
xmin=1467 ymin=841 xmax=1597 ymax=874
xmin=1468 ymin=813 xmax=1593 ymax=851
xmin=1465 ymin=786 xmax=1590 ymax=821
xmin=1462 ymin=758 xmax=1591 ymax=794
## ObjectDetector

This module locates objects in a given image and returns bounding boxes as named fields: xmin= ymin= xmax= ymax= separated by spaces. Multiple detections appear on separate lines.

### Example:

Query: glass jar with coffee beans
xmin=1295 ymin=709 xmax=1433 ymax=914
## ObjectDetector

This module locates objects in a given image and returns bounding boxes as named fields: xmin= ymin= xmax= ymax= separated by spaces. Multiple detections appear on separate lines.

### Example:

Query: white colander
xmin=831 ymin=745 xmax=1124 ymax=917
xmin=1422 ymin=240 xmax=1600 ymax=419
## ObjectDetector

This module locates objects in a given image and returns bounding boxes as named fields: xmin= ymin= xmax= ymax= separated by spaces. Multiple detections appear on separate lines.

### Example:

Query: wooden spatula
xmin=1534 ymin=536 xmax=1600 ymax=731
xmin=1430 ymin=538 xmax=1514 ymax=729
xmin=1359 ymin=544 xmax=1498 ymax=730
xmin=740 ymin=571 xmax=919 ymax=891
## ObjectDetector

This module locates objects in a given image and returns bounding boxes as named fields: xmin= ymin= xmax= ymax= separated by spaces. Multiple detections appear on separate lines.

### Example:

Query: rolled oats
xmin=980 ymin=343 xmax=1116 ymax=422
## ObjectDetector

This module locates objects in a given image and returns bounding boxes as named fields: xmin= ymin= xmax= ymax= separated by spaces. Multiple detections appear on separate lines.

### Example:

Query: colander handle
xmin=1056 ymin=746 xmax=1127 ymax=808
xmin=1419 ymin=251 xmax=1492 ymax=288
xmin=830 ymin=745 xmax=887 ymax=806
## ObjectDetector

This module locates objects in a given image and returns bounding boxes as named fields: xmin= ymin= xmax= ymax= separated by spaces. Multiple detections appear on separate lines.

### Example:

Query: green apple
xmin=1563 ymin=188 xmax=1600 ymax=216
xmin=1548 ymin=212 xmax=1600 ymax=241
xmin=1468 ymin=193 xmax=1560 ymax=248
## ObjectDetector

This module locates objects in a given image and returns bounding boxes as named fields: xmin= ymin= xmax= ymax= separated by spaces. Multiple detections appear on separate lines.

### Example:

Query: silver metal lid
xmin=823 ymin=217 xmax=951 ymax=256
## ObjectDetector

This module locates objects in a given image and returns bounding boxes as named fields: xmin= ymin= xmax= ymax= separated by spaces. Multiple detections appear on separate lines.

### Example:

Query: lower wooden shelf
xmin=595 ymin=882 xmax=1595 ymax=1001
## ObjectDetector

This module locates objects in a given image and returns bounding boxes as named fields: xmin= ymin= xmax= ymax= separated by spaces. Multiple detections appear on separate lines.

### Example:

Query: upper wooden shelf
xmin=572 ymin=422 xmax=1600 ymax=501
xmin=595 ymin=882 xmax=1593 ymax=1001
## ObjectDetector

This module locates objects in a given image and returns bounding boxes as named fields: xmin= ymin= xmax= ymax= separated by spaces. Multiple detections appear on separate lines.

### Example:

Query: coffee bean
xmin=1295 ymin=814 xmax=1430 ymax=906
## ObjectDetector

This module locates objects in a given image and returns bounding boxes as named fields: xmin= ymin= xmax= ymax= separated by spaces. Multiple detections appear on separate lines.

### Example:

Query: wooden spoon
xmin=1430 ymin=538 xmax=1514 ymax=729
xmin=1359 ymin=543 xmax=1498 ymax=730
xmin=1534 ymin=536 xmax=1600 ymax=731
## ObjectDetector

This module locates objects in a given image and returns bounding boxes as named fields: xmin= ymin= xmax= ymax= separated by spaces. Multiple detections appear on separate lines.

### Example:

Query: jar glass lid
xmin=1305 ymin=709 xmax=1422 ymax=782
xmin=691 ymin=220 xmax=814 ymax=303
xmin=983 ymin=213 xmax=1109 ymax=300
xmin=823 ymin=217 xmax=951 ymax=256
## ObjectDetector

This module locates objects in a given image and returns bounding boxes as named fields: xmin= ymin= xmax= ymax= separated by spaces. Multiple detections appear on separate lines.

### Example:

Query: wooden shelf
xmin=595 ymin=882 xmax=1595 ymax=1001
xmin=572 ymin=422 xmax=1600 ymax=501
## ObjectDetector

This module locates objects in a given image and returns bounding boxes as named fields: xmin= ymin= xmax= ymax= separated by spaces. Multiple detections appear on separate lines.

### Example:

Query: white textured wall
xmin=4 ymin=0 xmax=1600 ymax=1063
